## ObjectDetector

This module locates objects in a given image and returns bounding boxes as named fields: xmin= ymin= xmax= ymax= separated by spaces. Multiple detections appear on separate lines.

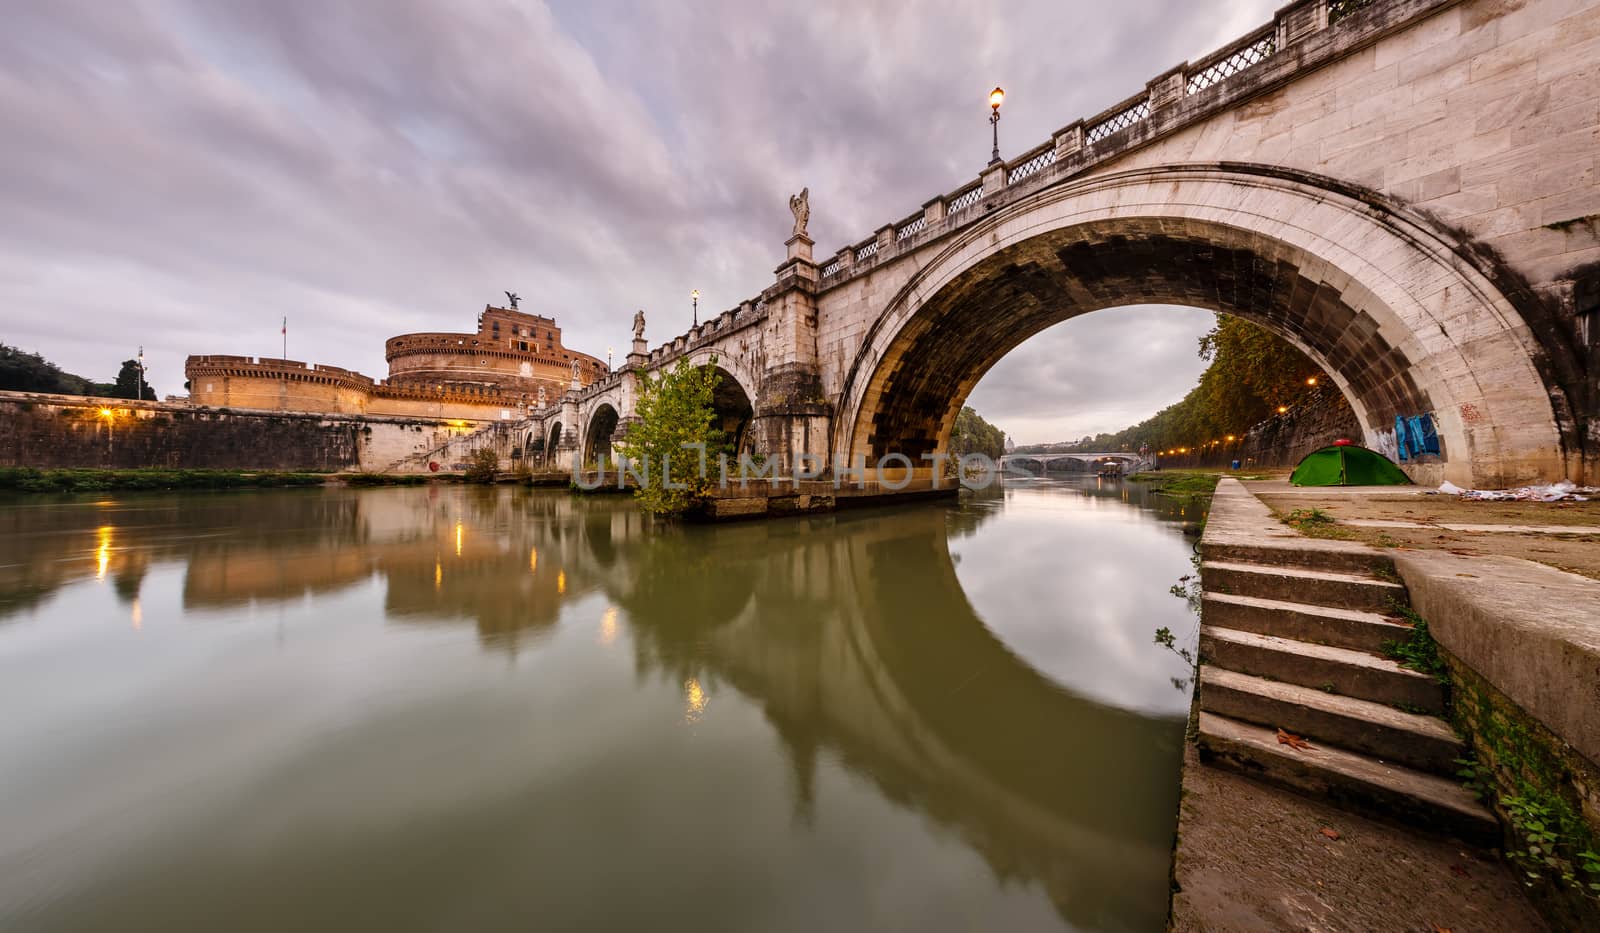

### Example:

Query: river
xmin=0 ymin=476 xmax=1204 ymax=932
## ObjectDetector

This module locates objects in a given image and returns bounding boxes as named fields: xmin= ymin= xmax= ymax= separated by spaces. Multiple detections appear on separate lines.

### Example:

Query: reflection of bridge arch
xmin=835 ymin=165 xmax=1566 ymax=487
xmin=602 ymin=504 xmax=1182 ymax=928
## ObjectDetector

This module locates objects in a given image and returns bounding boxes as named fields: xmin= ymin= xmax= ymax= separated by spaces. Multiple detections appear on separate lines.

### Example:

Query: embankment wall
xmin=0 ymin=391 xmax=476 ymax=473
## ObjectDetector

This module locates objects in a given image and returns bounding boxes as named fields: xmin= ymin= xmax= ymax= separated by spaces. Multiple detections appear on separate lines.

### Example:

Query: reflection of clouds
xmin=950 ymin=484 xmax=1198 ymax=717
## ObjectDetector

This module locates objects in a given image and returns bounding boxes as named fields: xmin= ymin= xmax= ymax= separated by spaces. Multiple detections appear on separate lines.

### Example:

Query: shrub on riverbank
xmin=464 ymin=449 xmax=500 ymax=484
xmin=0 ymin=467 xmax=327 ymax=493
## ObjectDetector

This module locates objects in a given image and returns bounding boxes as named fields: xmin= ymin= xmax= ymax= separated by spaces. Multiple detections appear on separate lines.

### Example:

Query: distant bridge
xmin=1000 ymin=453 xmax=1152 ymax=475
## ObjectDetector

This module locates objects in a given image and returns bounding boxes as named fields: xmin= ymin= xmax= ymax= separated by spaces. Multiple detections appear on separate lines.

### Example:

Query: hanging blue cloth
xmin=1412 ymin=414 xmax=1440 ymax=455
xmin=1395 ymin=414 xmax=1439 ymax=462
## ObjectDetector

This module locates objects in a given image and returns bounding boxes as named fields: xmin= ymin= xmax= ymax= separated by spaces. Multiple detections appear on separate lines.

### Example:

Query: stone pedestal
xmin=785 ymin=233 xmax=813 ymax=263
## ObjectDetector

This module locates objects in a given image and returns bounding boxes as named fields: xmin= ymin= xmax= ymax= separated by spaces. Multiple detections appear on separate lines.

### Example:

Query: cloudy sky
xmin=1 ymin=0 xmax=1283 ymax=444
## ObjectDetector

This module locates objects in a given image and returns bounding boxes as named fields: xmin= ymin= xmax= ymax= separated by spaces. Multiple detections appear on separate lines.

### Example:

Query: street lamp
xmin=691 ymin=289 xmax=699 ymax=327
xmin=136 ymin=347 xmax=145 ymax=401
xmin=1306 ymin=376 xmax=1319 ymax=386
xmin=988 ymin=86 xmax=1005 ymax=165
xmin=607 ymin=346 xmax=613 ymax=371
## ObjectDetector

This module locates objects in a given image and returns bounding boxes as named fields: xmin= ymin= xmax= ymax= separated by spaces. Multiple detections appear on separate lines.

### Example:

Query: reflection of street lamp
xmin=988 ymin=87 xmax=1005 ymax=165
xmin=690 ymin=289 xmax=699 ymax=327
xmin=1306 ymin=376 xmax=1319 ymax=386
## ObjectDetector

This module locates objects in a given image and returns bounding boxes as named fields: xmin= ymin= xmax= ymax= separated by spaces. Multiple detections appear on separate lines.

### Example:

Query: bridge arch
xmin=547 ymin=420 xmax=563 ymax=455
xmin=834 ymin=164 xmax=1568 ymax=487
xmin=674 ymin=349 xmax=758 ymax=457
xmin=584 ymin=402 xmax=620 ymax=466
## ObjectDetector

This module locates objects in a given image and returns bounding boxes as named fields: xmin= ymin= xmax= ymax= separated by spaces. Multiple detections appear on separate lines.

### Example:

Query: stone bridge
xmin=1001 ymin=453 xmax=1152 ymax=475
xmin=522 ymin=0 xmax=1598 ymax=489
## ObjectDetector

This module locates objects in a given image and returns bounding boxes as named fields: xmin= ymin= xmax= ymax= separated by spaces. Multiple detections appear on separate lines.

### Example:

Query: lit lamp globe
xmin=989 ymin=87 xmax=1005 ymax=110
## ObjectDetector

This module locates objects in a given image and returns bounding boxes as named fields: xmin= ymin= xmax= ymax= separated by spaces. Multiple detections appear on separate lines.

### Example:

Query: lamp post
xmin=988 ymin=86 xmax=1005 ymax=165
xmin=607 ymin=346 xmax=613 ymax=371
xmin=691 ymin=289 xmax=699 ymax=328
xmin=136 ymin=347 xmax=145 ymax=401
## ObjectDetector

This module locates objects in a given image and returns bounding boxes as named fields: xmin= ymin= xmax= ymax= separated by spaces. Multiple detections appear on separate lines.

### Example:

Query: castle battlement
xmin=185 ymin=304 xmax=606 ymax=422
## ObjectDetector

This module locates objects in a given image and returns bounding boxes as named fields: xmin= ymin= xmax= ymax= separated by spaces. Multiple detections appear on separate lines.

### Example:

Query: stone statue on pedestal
xmin=789 ymin=187 xmax=810 ymax=238
xmin=537 ymin=385 xmax=547 ymax=407
xmin=632 ymin=309 xmax=646 ymax=341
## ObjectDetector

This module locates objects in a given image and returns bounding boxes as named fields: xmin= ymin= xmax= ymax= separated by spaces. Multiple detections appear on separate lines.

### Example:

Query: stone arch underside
xmin=584 ymin=403 xmax=620 ymax=465
xmin=836 ymin=166 xmax=1567 ymax=487
xmin=709 ymin=366 xmax=755 ymax=456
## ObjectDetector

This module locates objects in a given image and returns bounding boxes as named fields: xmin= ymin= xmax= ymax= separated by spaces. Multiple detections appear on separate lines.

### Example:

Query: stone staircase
xmin=377 ymin=421 xmax=513 ymax=474
xmin=1194 ymin=481 xmax=1498 ymax=843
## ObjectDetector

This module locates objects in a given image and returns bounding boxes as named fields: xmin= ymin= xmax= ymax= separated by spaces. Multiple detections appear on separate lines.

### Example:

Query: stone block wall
xmin=1233 ymin=388 xmax=1363 ymax=468
xmin=1169 ymin=387 xmax=1363 ymax=471
xmin=0 ymin=391 xmax=468 ymax=473
xmin=1447 ymin=655 xmax=1600 ymax=930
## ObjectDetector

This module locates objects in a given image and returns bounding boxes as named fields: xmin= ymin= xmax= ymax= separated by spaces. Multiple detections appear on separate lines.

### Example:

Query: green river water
xmin=0 ymin=477 xmax=1204 ymax=932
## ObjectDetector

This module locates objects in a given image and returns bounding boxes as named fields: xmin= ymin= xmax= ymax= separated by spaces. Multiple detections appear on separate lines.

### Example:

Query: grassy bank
xmin=0 ymin=467 xmax=330 ymax=493
xmin=1127 ymin=470 xmax=1222 ymax=501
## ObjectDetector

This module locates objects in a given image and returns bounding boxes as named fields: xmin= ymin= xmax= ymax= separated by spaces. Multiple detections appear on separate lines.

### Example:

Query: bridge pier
xmin=753 ymin=234 xmax=834 ymax=476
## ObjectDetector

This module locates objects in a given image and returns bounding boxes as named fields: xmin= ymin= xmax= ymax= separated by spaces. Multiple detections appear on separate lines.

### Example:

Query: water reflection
xmin=0 ymin=479 xmax=1199 ymax=932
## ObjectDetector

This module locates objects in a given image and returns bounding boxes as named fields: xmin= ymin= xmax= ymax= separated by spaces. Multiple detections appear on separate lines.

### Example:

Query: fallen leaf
xmin=1318 ymin=827 xmax=1340 ymax=840
xmin=1276 ymin=728 xmax=1314 ymax=751
xmin=1430 ymin=924 xmax=1453 ymax=933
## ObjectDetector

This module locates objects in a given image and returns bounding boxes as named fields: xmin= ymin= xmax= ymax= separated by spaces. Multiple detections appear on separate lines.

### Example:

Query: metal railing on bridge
xmin=815 ymin=0 xmax=1389 ymax=287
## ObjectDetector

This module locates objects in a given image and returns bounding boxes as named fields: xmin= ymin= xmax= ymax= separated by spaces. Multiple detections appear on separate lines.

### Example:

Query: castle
xmin=185 ymin=305 xmax=607 ymax=422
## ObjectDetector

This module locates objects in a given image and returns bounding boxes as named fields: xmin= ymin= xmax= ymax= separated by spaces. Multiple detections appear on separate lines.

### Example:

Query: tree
xmin=464 ymin=448 xmax=499 ymax=483
xmin=949 ymin=406 xmax=1007 ymax=460
xmin=0 ymin=343 xmax=100 ymax=395
xmin=111 ymin=360 xmax=154 ymax=400
xmin=615 ymin=357 xmax=723 ymax=516
xmin=1010 ymin=315 xmax=1342 ymax=455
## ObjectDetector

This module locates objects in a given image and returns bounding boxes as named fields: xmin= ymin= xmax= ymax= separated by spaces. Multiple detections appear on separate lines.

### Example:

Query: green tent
xmin=1290 ymin=444 xmax=1411 ymax=486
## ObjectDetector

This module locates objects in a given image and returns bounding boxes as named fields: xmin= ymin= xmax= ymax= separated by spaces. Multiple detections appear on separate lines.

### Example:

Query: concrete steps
xmin=1200 ymin=626 xmax=1445 ymax=713
xmin=1196 ymin=712 xmax=1497 ymax=845
xmin=1195 ymin=480 xmax=1492 ymax=842
xmin=1203 ymin=560 xmax=1406 ymax=613
xmin=1203 ymin=539 xmax=1392 ymax=577
xmin=1199 ymin=666 xmax=1464 ymax=775
xmin=1201 ymin=592 xmax=1412 ymax=653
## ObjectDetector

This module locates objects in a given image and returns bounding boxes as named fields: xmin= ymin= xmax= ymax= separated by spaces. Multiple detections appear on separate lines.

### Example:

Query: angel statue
xmin=537 ymin=385 xmax=547 ymax=407
xmin=571 ymin=359 xmax=581 ymax=381
xmin=505 ymin=290 xmax=520 ymax=309
xmin=632 ymin=309 xmax=646 ymax=341
xmin=789 ymin=187 xmax=809 ymax=238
